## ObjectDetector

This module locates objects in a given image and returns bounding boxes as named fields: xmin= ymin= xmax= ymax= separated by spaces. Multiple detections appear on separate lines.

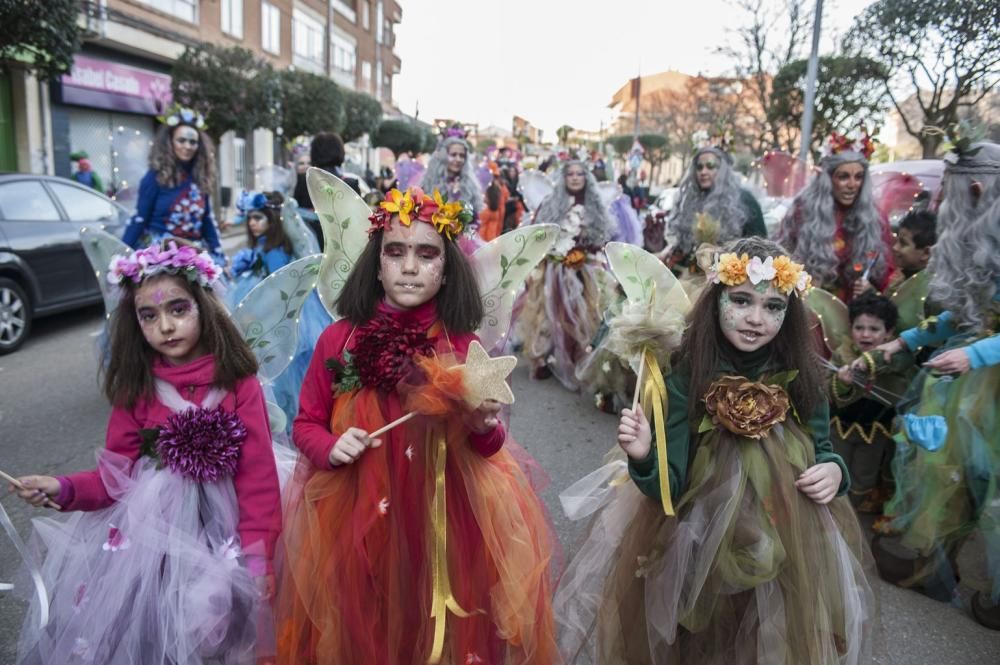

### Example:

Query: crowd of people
xmin=6 ymin=104 xmax=1000 ymax=665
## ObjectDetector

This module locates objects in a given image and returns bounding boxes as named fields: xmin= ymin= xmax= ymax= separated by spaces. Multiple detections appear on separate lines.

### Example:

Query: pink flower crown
xmin=108 ymin=242 xmax=223 ymax=290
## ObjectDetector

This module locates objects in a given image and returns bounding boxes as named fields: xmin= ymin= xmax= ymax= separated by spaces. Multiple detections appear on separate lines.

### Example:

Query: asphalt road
xmin=1 ymin=306 xmax=999 ymax=663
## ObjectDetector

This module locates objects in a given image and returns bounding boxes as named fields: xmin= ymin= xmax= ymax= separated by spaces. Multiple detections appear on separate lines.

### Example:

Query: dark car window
xmin=49 ymin=182 xmax=117 ymax=222
xmin=0 ymin=181 xmax=62 ymax=221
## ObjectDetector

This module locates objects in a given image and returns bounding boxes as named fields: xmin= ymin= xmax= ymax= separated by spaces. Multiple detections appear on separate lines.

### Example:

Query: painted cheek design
xmin=718 ymin=293 xmax=741 ymax=331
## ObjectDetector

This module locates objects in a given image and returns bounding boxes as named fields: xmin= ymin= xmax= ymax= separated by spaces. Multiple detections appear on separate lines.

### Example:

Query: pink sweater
xmin=57 ymin=355 xmax=281 ymax=567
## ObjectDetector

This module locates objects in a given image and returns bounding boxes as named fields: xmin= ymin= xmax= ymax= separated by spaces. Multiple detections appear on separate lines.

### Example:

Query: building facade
xmin=3 ymin=0 xmax=401 ymax=211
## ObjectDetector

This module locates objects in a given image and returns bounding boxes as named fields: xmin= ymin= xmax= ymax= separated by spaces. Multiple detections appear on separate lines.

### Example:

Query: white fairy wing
xmin=518 ymin=170 xmax=555 ymax=212
xmin=604 ymin=242 xmax=690 ymax=314
xmin=254 ymin=164 xmax=294 ymax=195
xmin=306 ymin=167 xmax=372 ymax=318
xmin=471 ymin=223 xmax=559 ymax=353
xmin=232 ymin=255 xmax=322 ymax=382
xmin=596 ymin=181 xmax=619 ymax=210
xmin=79 ymin=226 xmax=131 ymax=316
xmin=281 ymin=197 xmax=320 ymax=258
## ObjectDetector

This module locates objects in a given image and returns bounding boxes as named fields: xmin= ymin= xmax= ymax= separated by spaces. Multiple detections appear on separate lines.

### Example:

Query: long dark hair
xmin=103 ymin=269 xmax=258 ymax=409
xmin=334 ymin=228 xmax=484 ymax=333
xmin=679 ymin=237 xmax=824 ymax=421
xmin=245 ymin=191 xmax=293 ymax=255
xmin=150 ymin=123 xmax=216 ymax=191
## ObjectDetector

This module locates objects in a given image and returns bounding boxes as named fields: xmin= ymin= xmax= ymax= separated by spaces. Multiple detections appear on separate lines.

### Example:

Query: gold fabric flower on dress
xmin=703 ymin=376 xmax=790 ymax=439
xmin=562 ymin=248 xmax=587 ymax=269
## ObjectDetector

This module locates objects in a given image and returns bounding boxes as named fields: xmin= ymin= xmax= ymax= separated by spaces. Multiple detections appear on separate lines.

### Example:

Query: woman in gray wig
xmin=422 ymin=128 xmax=484 ymax=221
xmin=776 ymin=136 xmax=895 ymax=302
xmin=864 ymin=142 xmax=1000 ymax=627
xmin=518 ymin=160 xmax=617 ymax=388
xmin=665 ymin=146 xmax=767 ymax=272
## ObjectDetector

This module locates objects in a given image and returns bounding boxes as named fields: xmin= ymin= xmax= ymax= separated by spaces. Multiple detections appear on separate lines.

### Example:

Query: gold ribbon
xmin=427 ymin=427 xmax=475 ymax=663
xmin=641 ymin=347 xmax=674 ymax=516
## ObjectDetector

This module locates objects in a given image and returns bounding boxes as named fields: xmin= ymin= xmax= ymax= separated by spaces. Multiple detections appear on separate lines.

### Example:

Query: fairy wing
xmin=232 ymin=255 xmax=322 ymax=382
xmin=889 ymin=270 xmax=931 ymax=333
xmin=281 ymin=196 xmax=320 ymax=258
xmin=596 ymin=181 xmax=619 ymax=210
xmin=79 ymin=226 xmax=131 ymax=315
xmin=604 ymin=242 xmax=690 ymax=314
xmin=804 ymin=287 xmax=851 ymax=358
xmin=518 ymin=170 xmax=554 ymax=212
xmin=306 ymin=167 xmax=372 ymax=318
xmin=470 ymin=223 xmax=559 ymax=353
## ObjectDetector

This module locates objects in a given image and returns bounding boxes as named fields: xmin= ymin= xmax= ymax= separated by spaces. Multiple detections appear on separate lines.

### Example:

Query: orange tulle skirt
xmin=275 ymin=387 xmax=560 ymax=665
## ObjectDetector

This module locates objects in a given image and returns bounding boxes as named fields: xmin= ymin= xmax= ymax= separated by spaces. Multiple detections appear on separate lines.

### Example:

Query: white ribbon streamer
xmin=559 ymin=460 xmax=629 ymax=521
xmin=0 ymin=500 xmax=49 ymax=628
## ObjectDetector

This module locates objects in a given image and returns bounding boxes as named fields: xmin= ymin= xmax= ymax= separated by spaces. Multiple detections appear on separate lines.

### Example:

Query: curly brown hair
xmin=679 ymin=236 xmax=825 ymax=421
xmin=149 ymin=123 xmax=217 ymax=192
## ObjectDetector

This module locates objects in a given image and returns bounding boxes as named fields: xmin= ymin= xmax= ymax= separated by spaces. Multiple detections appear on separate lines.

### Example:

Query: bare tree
xmin=717 ymin=0 xmax=813 ymax=153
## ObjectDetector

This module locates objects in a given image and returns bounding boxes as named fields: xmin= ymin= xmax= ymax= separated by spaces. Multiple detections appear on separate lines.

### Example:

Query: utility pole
xmin=799 ymin=0 xmax=824 ymax=162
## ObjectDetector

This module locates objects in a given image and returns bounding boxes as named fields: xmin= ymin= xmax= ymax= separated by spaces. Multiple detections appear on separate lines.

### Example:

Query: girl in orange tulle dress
xmin=274 ymin=187 xmax=559 ymax=665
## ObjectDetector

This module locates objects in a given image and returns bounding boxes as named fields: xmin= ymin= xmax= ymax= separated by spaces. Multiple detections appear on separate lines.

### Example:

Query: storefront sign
xmin=60 ymin=55 xmax=172 ymax=116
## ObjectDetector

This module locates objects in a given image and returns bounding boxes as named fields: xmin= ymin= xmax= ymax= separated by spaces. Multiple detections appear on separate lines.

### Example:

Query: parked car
xmin=0 ymin=174 xmax=128 ymax=353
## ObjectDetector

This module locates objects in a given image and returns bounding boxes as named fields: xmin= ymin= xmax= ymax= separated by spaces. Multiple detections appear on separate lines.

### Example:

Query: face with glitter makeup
xmin=378 ymin=219 xmax=445 ymax=309
xmin=718 ymin=282 xmax=788 ymax=352
xmin=134 ymin=275 xmax=205 ymax=365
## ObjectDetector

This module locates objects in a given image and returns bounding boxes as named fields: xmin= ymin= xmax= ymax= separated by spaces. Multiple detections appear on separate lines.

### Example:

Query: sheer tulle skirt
xmin=17 ymin=452 xmax=268 ymax=665
xmin=555 ymin=425 xmax=876 ymax=665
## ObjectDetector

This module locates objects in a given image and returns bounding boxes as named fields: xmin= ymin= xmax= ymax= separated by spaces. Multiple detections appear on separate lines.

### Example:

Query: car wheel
xmin=0 ymin=278 xmax=31 ymax=354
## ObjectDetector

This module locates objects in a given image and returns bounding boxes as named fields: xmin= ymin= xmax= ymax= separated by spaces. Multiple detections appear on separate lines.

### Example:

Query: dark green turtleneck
xmin=628 ymin=347 xmax=849 ymax=503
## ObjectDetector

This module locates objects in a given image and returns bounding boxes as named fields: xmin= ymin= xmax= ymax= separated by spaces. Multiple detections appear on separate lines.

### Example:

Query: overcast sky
xmin=393 ymin=0 xmax=877 ymax=137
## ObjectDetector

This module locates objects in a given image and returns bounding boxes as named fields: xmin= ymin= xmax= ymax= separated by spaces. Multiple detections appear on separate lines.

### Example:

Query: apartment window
xmin=376 ymin=61 xmax=382 ymax=100
xmin=293 ymin=7 xmax=325 ymax=72
xmin=137 ymin=0 xmax=197 ymax=22
xmin=375 ymin=1 xmax=383 ymax=43
xmin=261 ymin=2 xmax=280 ymax=54
xmin=361 ymin=1 xmax=370 ymax=30
xmin=361 ymin=61 xmax=372 ymax=92
xmin=221 ymin=0 xmax=243 ymax=38
xmin=333 ymin=0 xmax=356 ymax=22
xmin=332 ymin=32 xmax=356 ymax=75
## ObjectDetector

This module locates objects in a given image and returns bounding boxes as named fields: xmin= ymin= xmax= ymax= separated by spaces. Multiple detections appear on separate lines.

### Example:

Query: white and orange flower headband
xmin=708 ymin=253 xmax=812 ymax=296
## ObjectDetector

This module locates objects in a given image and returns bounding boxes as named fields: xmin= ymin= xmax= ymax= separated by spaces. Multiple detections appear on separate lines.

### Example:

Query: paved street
xmin=1 ymin=307 xmax=999 ymax=663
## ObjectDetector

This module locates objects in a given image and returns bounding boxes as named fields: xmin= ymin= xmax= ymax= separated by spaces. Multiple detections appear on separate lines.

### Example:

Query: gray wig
xmin=775 ymin=152 xmax=888 ymax=288
xmin=533 ymin=160 xmax=616 ymax=247
xmin=927 ymin=142 xmax=1000 ymax=332
xmin=669 ymin=147 xmax=748 ymax=254
xmin=423 ymin=136 xmax=483 ymax=215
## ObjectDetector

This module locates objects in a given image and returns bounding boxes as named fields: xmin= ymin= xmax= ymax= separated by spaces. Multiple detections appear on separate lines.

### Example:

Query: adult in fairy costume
xmin=122 ymin=106 xmax=224 ymax=263
xmin=663 ymin=138 xmax=766 ymax=274
xmin=517 ymin=159 xmax=617 ymax=387
xmin=866 ymin=140 xmax=1000 ymax=628
xmin=776 ymin=131 xmax=894 ymax=302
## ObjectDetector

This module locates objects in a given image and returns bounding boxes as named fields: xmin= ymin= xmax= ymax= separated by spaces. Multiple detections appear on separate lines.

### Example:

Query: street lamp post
xmin=799 ymin=0 xmax=824 ymax=162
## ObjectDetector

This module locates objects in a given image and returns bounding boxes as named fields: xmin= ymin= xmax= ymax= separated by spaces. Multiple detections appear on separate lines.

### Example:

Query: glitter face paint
xmin=718 ymin=282 xmax=788 ymax=352
xmin=378 ymin=221 xmax=445 ymax=310
xmin=134 ymin=275 xmax=205 ymax=365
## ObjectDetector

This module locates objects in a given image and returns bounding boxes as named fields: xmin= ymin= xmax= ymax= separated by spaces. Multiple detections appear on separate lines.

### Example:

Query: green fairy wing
xmin=889 ymin=270 xmax=931 ymax=334
xmin=232 ymin=255 xmax=322 ymax=382
xmin=604 ymin=242 xmax=690 ymax=313
xmin=804 ymin=287 xmax=850 ymax=358
xmin=281 ymin=196 xmax=320 ymax=259
xmin=470 ymin=223 xmax=559 ymax=353
xmin=306 ymin=167 xmax=371 ymax=319
xmin=79 ymin=226 xmax=131 ymax=316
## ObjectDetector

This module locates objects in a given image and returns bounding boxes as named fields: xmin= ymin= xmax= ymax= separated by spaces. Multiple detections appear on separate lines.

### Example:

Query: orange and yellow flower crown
xmin=368 ymin=187 xmax=472 ymax=240
xmin=708 ymin=253 xmax=812 ymax=296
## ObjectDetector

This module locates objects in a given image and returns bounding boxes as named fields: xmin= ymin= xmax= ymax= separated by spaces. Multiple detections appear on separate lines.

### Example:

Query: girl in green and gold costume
xmin=555 ymin=237 xmax=875 ymax=664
